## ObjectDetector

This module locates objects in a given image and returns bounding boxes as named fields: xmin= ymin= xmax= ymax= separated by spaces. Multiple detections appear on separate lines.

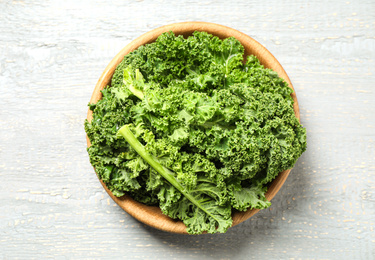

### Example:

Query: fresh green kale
xmin=84 ymin=31 xmax=307 ymax=234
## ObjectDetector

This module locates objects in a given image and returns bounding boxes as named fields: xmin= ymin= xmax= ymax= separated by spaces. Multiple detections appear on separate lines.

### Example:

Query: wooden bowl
xmin=86 ymin=21 xmax=300 ymax=234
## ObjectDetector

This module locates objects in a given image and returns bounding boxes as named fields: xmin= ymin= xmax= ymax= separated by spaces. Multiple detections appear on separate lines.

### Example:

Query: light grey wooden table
xmin=1 ymin=0 xmax=374 ymax=259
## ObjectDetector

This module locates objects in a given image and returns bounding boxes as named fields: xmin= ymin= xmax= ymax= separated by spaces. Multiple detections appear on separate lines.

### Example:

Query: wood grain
xmin=1 ymin=0 xmax=374 ymax=259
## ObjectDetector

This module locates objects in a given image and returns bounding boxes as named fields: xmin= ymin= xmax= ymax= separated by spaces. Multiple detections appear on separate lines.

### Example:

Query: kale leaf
xmin=84 ymin=31 xmax=307 ymax=234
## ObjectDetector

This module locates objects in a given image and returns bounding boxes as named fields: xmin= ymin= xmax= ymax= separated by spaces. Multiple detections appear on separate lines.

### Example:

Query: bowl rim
xmin=86 ymin=21 xmax=300 ymax=234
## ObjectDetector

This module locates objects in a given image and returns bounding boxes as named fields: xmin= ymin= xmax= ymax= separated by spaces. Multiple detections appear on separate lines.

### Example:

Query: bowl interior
xmin=86 ymin=22 xmax=299 ymax=234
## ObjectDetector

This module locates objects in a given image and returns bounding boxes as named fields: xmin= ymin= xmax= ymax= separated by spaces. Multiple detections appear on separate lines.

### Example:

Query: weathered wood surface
xmin=1 ymin=0 xmax=374 ymax=259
